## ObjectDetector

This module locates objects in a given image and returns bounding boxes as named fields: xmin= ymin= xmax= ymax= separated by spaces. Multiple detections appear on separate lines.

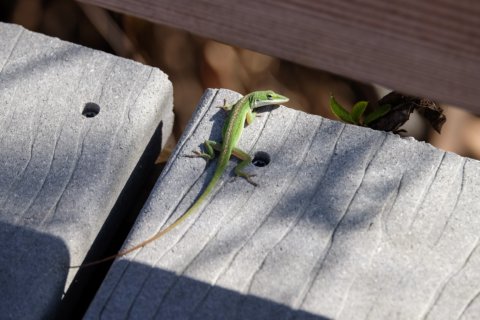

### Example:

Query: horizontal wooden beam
xmin=79 ymin=0 xmax=480 ymax=113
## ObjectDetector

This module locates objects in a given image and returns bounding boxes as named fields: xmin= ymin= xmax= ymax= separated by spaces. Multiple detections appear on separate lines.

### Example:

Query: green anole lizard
xmin=72 ymin=90 xmax=289 ymax=268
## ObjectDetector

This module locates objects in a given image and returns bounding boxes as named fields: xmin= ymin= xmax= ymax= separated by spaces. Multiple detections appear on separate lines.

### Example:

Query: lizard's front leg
xmin=245 ymin=109 xmax=256 ymax=126
xmin=217 ymin=98 xmax=233 ymax=111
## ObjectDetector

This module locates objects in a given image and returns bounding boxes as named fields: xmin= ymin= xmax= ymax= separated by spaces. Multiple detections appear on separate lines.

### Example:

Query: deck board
xmin=0 ymin=22 xmax=173 ymax=319
xmin=86 ymin=88 xmax=480 ymax=319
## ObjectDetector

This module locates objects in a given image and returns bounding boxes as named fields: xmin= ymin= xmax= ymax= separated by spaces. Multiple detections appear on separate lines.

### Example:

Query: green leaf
xmin=329 ymin=95 xmax=353 ymax=124
xmin=351 ymin=101 xmax=368 ymax=124
xmin=364 ymin=104 xmax=391 ymax=125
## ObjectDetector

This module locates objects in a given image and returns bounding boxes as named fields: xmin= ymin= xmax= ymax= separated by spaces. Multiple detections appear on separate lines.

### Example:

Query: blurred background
xmin=2 ymin=0 xmax=479 ymax=161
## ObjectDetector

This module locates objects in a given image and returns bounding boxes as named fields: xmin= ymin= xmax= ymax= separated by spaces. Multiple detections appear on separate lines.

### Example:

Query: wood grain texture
xmin=86 ymin=89 xmax=480 ymax=319
xmin=79 ymin=0 xmax=480 ymax=113
xmin=0 ymin=22 xmax=173 ymax=319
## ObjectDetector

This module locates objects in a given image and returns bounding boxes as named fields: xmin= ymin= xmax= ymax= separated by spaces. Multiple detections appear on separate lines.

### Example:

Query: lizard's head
xmin=251 ymin=90 xmax=289 ymax=109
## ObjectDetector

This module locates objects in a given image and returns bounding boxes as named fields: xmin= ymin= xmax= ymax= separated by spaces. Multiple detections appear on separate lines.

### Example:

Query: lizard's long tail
xmin=70 ymin=167 xmax=224 ymax=269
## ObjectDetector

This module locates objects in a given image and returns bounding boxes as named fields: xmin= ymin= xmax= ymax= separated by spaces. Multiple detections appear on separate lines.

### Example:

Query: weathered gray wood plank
xmin=0 ymin=22 xmax=173 ymax=319
xmin=86 ymin=88 xmax=480 ymax=319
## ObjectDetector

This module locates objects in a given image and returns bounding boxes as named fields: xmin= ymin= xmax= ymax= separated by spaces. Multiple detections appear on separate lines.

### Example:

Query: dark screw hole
xmin=82 ymin=102 xmax=100 ymax=118
xmin=252 ymin=151 xmax=270 ymax=167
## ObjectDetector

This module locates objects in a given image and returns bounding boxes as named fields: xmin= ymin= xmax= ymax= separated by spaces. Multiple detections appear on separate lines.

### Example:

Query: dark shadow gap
xmin=57 ymin=121 xmax=165 ymax=319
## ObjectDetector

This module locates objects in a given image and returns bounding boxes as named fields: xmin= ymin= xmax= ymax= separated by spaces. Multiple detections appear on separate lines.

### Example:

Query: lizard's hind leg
xmin=231 ymin=147 xmax=257 ymax=186
xmin=187 ymin=140 xmax=220 ymax=160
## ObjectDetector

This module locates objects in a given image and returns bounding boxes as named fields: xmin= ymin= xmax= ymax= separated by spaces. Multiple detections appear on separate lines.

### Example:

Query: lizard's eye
xmin=266 ymin=94 xmax=273 ymax=100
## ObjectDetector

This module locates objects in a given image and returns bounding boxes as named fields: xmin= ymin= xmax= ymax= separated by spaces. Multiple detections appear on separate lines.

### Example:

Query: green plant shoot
xmin=329 ymin=94 xmax=391 ymax=127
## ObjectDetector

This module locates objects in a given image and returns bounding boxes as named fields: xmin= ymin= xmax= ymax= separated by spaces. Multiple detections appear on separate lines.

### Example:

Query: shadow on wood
xmin=85 ymin=259 xmax=330 ymax=320
xmin=0 ymin=220 xmax=70 ymax=319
